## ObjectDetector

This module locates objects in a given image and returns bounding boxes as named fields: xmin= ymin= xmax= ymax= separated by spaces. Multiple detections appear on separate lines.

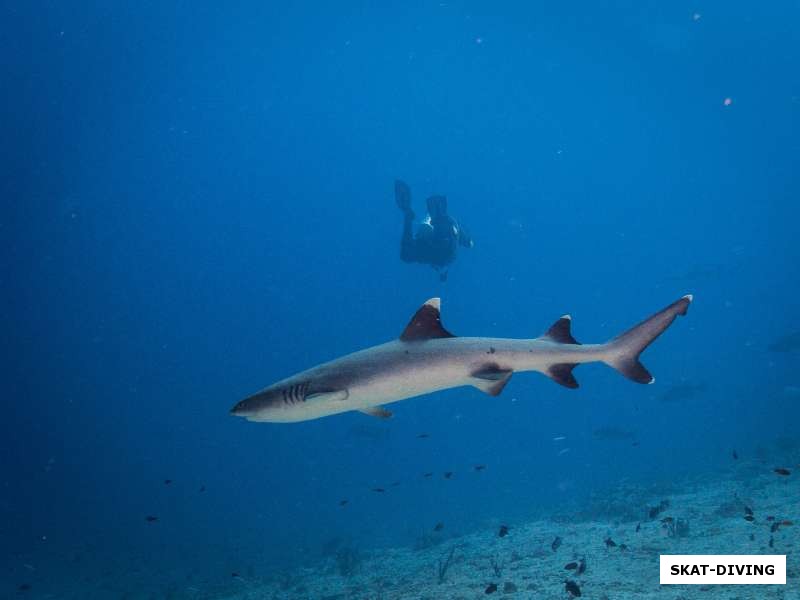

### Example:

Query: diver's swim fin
xmin=426 ymin=195 xmax=448 ymax=218
xmin=395 ymin=180 xmax=414 ymax=219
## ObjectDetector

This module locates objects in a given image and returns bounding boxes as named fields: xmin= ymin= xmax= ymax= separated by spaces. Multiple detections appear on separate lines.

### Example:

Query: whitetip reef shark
xmin=231 ymin=295 xmax=692 ymax=423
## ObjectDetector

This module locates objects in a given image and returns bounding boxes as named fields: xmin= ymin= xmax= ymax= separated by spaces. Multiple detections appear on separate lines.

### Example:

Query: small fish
xmin=732 ymin=449 xmax=738 ymax=460
xmin=648 ymin=506 xmax=659 ymax=519
xmin=339 ymin=500 xmax=349 ymax=507
xmin=551 ymin=536 xmax=562 ymax=551
xmin=781 ymin=520 xmax=794 ymax=526
xmin=444 ymin=472 xmax=454 ymax=479
xmin=744 ymin=515 xmax=755 ymax=522
xmin=474 ymin=464 xmax=487 ymax=471
xmin=485 ymin=582 xmax=497 ymax=594
xmin=564 ymin=561 xmax=578 ymax=570
xmin=553 ymin=436 xmax=567 ymax=442
xmin=766 ymin=516 xmax=775 ymax=521
xmin=417 ymin=433 xmax=430 ymax=439
xmin=145 ymin=515 xmax=158 ymax=522
xmin=774 ymin=468 xmax=791 ymax=476
xmin=434 ymin=522 xmax=444 ymax=532
xmin=18 ymin=584 xmax=31 ymax=592
xmin=769 ymin=536 xmax=774 ymax=548
xmin=577 ymin=557 xmax=586 ymax=575
xmin=558 ymin=447 xmax=571 ymax=456
xmin=631 ymin=441 xmax=640 ymax=447
xmin=604 ymin=537 xmax=617 ymax=548
xmin=565 ymin=579 xmax=582 ymax=597
xmin=231 ymin=572 xmax=239 ymax=578
xmin=749 ymin=533 xmax=755 ymax=541
xmin=498 ymin=525 xmax=509 ymax=538
xmin=390 ymin=481 xmax=401 ymax=487
xmin=619 ymin=543 xmax=628 ymax=551
xmin=371 ymin=487 xmax=385 ymax=493
xmin=661 ymin=516 xmax=674 ymax=524
xmin=423 ymin=472 xmax=433 ymax=478
xmin=744 ymin=506 xmax=753 ymax=517
xmin=770 ymin=522 xmax=780 ymax=533
xmin=635 ymin=523 xmax=641 ymax=533
xmin=164 ymin=479 xmax=172 ymax=485
xmin=199 ymin=485 xmax=206 ymax=493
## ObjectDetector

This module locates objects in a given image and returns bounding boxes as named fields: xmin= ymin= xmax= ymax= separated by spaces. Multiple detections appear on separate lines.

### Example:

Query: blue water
xmin=4 ymin=1 xmax=799 ymax=596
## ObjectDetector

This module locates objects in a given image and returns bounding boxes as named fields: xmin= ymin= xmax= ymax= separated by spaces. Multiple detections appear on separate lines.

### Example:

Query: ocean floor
xmin=217 ymin=464 xmax=798 ymax=600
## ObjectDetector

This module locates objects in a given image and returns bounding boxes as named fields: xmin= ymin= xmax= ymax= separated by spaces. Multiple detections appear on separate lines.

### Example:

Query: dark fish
xmin=770 ymin=522 xmax=780 ymax=533
xmin=769 ymin=536 xmax=774 ymax=548
xmin=164 ymin=479 xmax=172 ymax=485
xmin=485 ymin=583 xmax=497 ymax=594
xmin=565 ymin=579 xmax=582 ymax=597
xmin=434 ymin=522 xmax=444 ymax=532
xmin=577 ymin=557 xmax=586 ymax=575
xmin=766 ymin=516 xmax=775 ymax=521
xmin=444 ymin=471 xmax=454 ymax=479
xmin=768 ymin=331 xmax=800 ymax=353
xmin=474 ymin=464 xmax=487 ymax=471
xmin=417 ymin=433 xmax=430 ymax=438
xmin=339 ymin=500 xmax=349 ymax=507
xmin=390 ymin=481 xmax=401 ymax=487
xmin=423 ymin=472 xmax=433 ymax=478
xmin=551 ymin=536 xmax=562 ymax=551
xmin=781 ymin=520 xmax=794 ymax=526
xmin=619 ymin=543 xmax=628 ymax=551
xmin=744 ymin=515 xmax=755 ymax=522
xmin=564 ymin=561 xmax=578 ymax=570
xmin=604 ymin=537 xmax=617 ymax=548
xmin=648 ymin=506 xmax=659 ymax=519
xmin=661 ymin=516 xmax=674 ymax=524
xmin=371 ymin=488 xmax=385 ymax=493
xmin=631 ymin=441 xmax=640 ymax=447
xmin=635 ymin=523 xmax=641 ymax=533
xmin=732 ymin=449 xmax=738 ymax=460
xmin=231 ymin=572 xmax=239 ymax=578
xmin=774 ymin=468 xmax=791 ymax=476
xmin=199 ymin=485 xmax=206 ymax=493
xmin=18 ymin=584 xmax=31 ymax=591
xmin=744 ymin=506 xmax=753 ymax=517
xmin=145 ymin=515 xmax=158 ymax=522
xmin=592 ymin=426 xmax=636 ymax=441
xmin=749 ymin=533 xmax=755 ymax=541
xmin=498 ymin=525 xmax=509 ymax=538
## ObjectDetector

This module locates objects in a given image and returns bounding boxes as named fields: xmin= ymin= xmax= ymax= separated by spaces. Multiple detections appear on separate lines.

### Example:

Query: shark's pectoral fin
xmin=306 ymin=390 xmax=350 ymax=402
xmin=547 ymin=363 xmax=579 ymax=388
xmin=358 ymin=406 xmax=393 ymax=419
xmin=471 ymin=366 xmax=513 ymax=396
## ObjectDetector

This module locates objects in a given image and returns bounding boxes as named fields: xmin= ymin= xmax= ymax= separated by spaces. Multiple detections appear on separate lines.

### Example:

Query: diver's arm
xmin=458 ymin=225 xmax=474 ymax=248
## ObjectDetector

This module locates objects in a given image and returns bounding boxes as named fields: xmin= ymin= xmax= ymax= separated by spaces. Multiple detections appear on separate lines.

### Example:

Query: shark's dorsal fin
xmin=543 ymin=315 xmax=580 ymax=345
xmin=471 ymin=365 xmax=513 ymax=396
xmin=359 ymin=406 xmax=393 ymax=419
xmin=400 ymin=298 xmax=455 ymax=341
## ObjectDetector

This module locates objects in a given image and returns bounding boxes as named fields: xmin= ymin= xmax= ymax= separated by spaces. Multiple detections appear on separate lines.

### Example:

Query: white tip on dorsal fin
xmin=400 ymin=298 xmax=455 ymax=341
xmin=543 ymin=315 xmax=580 ymax=345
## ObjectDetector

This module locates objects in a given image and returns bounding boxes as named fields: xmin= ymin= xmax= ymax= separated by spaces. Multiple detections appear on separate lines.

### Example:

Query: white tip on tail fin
xmin=604 ymin=295 xmax=692 ymax=384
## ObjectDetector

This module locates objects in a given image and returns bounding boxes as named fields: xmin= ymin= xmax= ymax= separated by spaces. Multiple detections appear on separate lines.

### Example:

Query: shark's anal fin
xmin=400 ymin=298 xmax=456 ymax=341
xmin=359 ymin=406 xmax=393 ymax=419
xmin=306 ymin=390 xmax=350 ymax=402
xmin=547 ymin=363 xmax=579 ymax=388
xmin=471 ymin=365 xmax=513 ymax=396
xmin=543 ymin=315 xmax=580 ymax=345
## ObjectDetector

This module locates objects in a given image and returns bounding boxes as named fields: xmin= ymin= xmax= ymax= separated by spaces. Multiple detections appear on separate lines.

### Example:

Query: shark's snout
xmin=230 ymin=397 xmax=256 ymax=417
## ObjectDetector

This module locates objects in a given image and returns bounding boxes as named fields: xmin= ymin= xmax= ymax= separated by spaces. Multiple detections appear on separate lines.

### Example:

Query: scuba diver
xmin=394 ymin=179 xmax=473 ymax=281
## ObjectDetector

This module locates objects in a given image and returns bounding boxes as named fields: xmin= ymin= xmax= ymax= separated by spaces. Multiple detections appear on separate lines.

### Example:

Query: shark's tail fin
xmin=603 ymin=295 xmax=693 ymax=384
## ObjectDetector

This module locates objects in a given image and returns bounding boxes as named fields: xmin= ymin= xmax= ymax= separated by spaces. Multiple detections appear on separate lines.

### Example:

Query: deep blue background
xmin=3 ymin=0 xmax=799 ymax=594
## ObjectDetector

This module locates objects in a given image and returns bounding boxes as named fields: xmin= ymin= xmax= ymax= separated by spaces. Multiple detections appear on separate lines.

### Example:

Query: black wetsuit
xmin=395 ymin=179 xmax=473 ymax=281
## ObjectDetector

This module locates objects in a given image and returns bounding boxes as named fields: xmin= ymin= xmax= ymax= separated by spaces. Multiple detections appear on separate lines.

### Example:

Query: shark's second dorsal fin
xmin=400 ymin=298 xmax=455 ymax=341
xmin=543 ymin=315 xmax=580 ymax=345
